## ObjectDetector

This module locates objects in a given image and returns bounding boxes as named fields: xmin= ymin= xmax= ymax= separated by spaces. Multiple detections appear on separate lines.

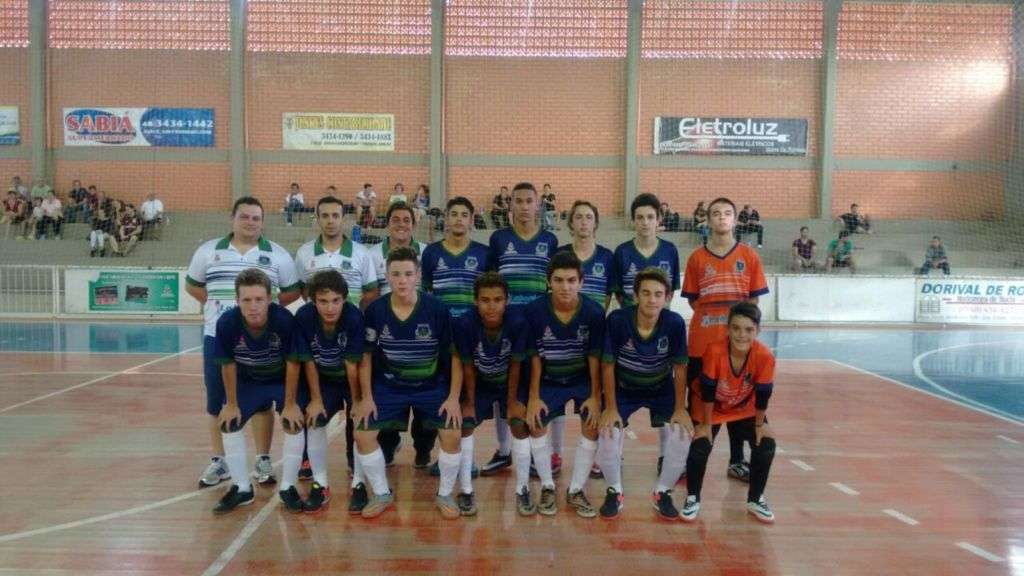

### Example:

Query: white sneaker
xmin=198 ymin=457 xmax=230 ymax=488
xmin=251 ymin=455 xmax=276 ymax=485
xmin=747 ymin=495 xmax=775 ymax=523
xmin=680 ymin=495 xmax=701 ymax=522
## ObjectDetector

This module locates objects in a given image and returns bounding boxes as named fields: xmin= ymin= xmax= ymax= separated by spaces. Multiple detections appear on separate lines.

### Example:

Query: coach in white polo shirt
xmin=365 ymin=201 xmax=426 ymax=297
xmin=295 ymin=195 xmax=378 ymax=308
xmin=185 ymin=196 xmax=301 ymax=488
xmin=140 ymin=192 xmax=164 ymax=238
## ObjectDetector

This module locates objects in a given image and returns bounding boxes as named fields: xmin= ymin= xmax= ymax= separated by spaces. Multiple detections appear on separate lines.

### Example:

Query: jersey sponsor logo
xmin=415 ymin=323 xmax=432 ymax=340
xmin=259 ymin=255 xmax=271 ymax=265
xmin=306 ymin=259 xmax=315 ymax=270
xmin=658 ymin=261 xmax=671 ymax=274
xmin=700 ymin=313 xmax=728 ymax=328
xmin=465 ymin=256 xmax=479 ymax=270
xmin=716 ymin=373 xmax=753 ymax=409
xmin=657 ymin=336 xmax=669 ymax=353
xmin=592 ymin=263 xmax=605 ymax=277
xmin=437 ymin=259 xmax=449 ymax=271
xmin=535 ymin=243 xmax=549 ymax=256
xmin=505 ymin=242 xmax=517 ymax=255
xmin=735 ymin=259 xmax=746 ymax=272
xmin=341 ymin=260 xmax=352 ymax=271
xmin=577 ymin=325 xmax=590 ymax=342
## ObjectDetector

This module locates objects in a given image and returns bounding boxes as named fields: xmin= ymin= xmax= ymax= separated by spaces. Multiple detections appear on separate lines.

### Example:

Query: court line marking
xmin=122 ymin=371 xmax=203 ymax=377
xmin=789 ymin=459 xmax=815 ymax=471
xmin=996 ymin=435 xmax=1020 ymax=445
xmin=882 ymin=509 xmax=920 ymax=526
xmin=955 ymin=542 xmax=1005 ymax=563
xmin=829 ymin=482 xmax=860 ymax=496
xmin=0 ymin=371 xmax=114 ymax=377
xmin=0 ymin=345 xmax=201 ymax=415
xmin=827 ymin=360 xmax=1024 ymax=428
xmin=912 ymin=341 xmax=1024 ymax=424
xmin=625 ymin=430 xmax=638 ymax=440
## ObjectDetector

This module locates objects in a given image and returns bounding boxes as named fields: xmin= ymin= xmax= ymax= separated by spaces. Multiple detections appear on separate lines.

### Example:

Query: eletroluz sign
xmin=654 ymin=116 xmax=808 ymax=156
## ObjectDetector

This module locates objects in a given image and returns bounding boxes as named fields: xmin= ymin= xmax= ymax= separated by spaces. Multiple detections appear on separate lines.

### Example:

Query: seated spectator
xmin=693 ymin=200 xmax=709 ymax=244
xmin=30 ymin=178 xmax=52 ymax=203
xmin=23 ymin=197 xmax=43 ymax=240
xmin=38 ymin=190 xmax=63 ymax=239
xmin=64 ymin=179 xmax=92 ymax=223
xmin=660 ymin=202 xmax=681 ymax=232
xmin=920 ymin=236 xmax=950 ymax=276
xmin=2 ymin=189 xmax=26 ymax=238
xmin=10 ymin=175 xmax=28 ymax=200
xmin=840 ymin=203 xmax=872 ymax=234
xmin=737 ymin=204 xmax=764 ymax=248
xmin=140 ymin=192 xmax=165 ymax=239
xmin=356 ymin=182 xmax=376 ymax=227
xmin=109 ymin=204 xmax=142 ymax=256
xmin=89 ymin=198 xmax=114 ymax=257
xmin=789 ymin=226 xmax=818 ymax=272
xmin=826 ymin=230 xmax=856 ymax=273
xmin=541 ymin=183 xmax=557 ymax=230
xmin=490 ymin=186 xmax=509 ymax=228
xmin=389 ymin=182 xmax=408 ymax=206
xmin=284 ymin=182 xmax=306 ymax=226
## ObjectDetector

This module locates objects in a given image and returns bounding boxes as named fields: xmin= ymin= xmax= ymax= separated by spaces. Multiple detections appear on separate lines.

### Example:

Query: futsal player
xmin=186 ymin=197 xmax=300 ymax=488
xmin=681 ymin=197 xmax=768 ymax=483
xmin=350 ymin=247 xmax=465 ymax=519
xmin=422 ymin=196 xmax=491 ymax=319
xmin=486 ymin=182 xmax=560 ymax=477
xmin=681 ymin=302 xmax=776 ymax=524
xmin=291 ymin=270 xmax=365 ymax=513
xmin=210 ymin=269 xmax=303 ymax=514
xmin=597 ymin=267 xmax=691 ymax=520
xmin=521 ymin=251 xmax=604 ymax=518
xmin=451 ymin=272 xmax=529 ymax=516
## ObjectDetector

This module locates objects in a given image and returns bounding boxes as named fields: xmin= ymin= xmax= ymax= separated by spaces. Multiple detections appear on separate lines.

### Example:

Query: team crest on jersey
xmin=259 ymin=255 xmax=271 ymax=265
xmin=658 ymin=261 xmax=671 ymax=274
xmin=535 ymin=243 xmax=548 ymax=257
xmin=341 ymin=260 xmax=352 ymax=271
xmin=628 ymin=263 xmax=637 ymax=275
xmin=543 ymin=326 xmax=555 ymax=340
xmin=500 ymin=338 xmax=512 ymax=355
xmin=381 ymin=325 xmax=392 ymax=340
xmin=577 ymin=326 xmax=590 ymax=342
xmin=704 ymin=264 xmax=717 ymax=278
xmin=623 ymin=338 xmax=635 ymax=352
xmin=592 ymin=263 xmax=605 ymax=277
xmin=657 ymin=336 xmax=669 ymax=354
xmin=505 ymin=242 xmax=517 ymax=255
xmin=437 ymin=259 xmax=449 ymax=271
xmin=268 ymin=333 xmax=281 ymax=349
xmin=465 ymin=256 xmax=479 ymax=271
xmin=735 ymin=259 xmax=746 ymax=272
xmin=214 ymin=254 xmax=221 ymax=262
xmin=415 ymin=323 xmax=432 ymax=340
xmin=337 ymin=332 xmax=348 ymax=349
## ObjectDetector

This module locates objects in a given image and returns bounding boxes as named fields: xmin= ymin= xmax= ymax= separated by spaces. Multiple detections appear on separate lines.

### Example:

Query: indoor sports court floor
xmin=0 ymin=321 xmax=1021 ymax=575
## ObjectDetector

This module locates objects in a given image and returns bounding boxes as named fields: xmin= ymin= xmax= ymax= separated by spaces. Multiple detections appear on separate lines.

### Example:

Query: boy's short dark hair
xmin=307 ymin=269 xmax=349 ymax=301
xmin=512 ymin=182 xmax=536 ymax=195
xmin=547 ymin=249 xmax=582 ymax=280
xmin=800 ymin=226 xmax=809 ymax=232
xmin=235 ymin=267 xmax=271 ymax=296
xmin=633 ymin=266 xmax=671 ymax=298
xmin=707 ymin=197 xmax=737 ymax=215
xmin=728 ymin=301 xmax=762 ymax=327
xmin=838 ymin=230 xmax=850 ymax=239
xmin=630 ymin=193 xmax=661 ymax=219
xmin=446 ymin=196 xmax=474 ymax=214
xmin=231 ymin=196 xmax=263 ymax=217
xmin=386 ymin=246 xmax=420 ymax=269
xmin=473 ymin=271 xmax=509 ymax=299
xmin=316 ymin=195 xmax=344 ymax=212
xmin=386 ymin=201 xmax=415 ymax=223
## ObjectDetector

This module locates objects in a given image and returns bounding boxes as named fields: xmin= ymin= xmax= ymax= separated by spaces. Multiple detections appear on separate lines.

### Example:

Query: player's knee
xmin=689 ymin=436 xmax=712 ymax=461
xmin=510 ymin=422 xmax=530 ymax=439
xmin=753 ymin=437 xmax=776 ymax=461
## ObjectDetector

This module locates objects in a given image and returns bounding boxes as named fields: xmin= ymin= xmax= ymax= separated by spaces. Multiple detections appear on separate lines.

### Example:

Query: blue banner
xmin=64 ymin=107 xmax=214 ymax=147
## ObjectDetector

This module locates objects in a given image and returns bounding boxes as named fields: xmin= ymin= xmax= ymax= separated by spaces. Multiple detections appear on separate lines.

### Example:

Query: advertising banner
xmin=654 ymin=116 xmax=807 ymax=155
xmin=916 ymin=278 xmax=1024 ymax=325
xmin=0 ymin=106 xmax=19 ymax=145
xmin=63 ymin=107 xmax=214 ymax=147
xmin=283 ymin=112 xmax=394 ymax=151
xmin=64 ymin=269 xmax=186 ymax=314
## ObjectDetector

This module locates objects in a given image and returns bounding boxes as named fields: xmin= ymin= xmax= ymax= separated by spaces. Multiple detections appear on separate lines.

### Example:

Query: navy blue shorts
xmin=224 ymin=382 xmax=284 ymax=431
xmin=298 ymin=380 xmax=350 ymax=427
xmin=462 ymin=386 xmax=508 ymax=429
xmin=361 ymin=382 xmax=453 ymax=431
xmin=615 ymin=383 xmax=677 ymax=428
xmin=516 ymin=383 xmax=593 ymax=427
xmin=204 ymin=336 xmax=225 ymax=416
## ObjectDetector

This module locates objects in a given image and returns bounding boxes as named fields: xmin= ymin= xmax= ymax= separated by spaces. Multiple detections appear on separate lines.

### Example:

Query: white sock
xmin=438 ymin=448 xmax=462 ymax=497
xmin=358 ymin=448 xmax=389 ymax=496
xmin=351 ymin=447 xmax=365 ymax=488
xmin=280 ymin=431 xmax=305 ymax=490
xmin=568 ymin=436 xmax=598 ymax=494
xmin=658 ymin=426 xmax=669 ymax=457
xmin=530 ymin=433 xmax=555 ymax=489
xmin=222 ymin=430 xmax=251 ymax=492
xmin=458 ymin=436 xmax=475 ymax=495
xmin=598 ymin=427 xmax=624 ymax=494
xmin=512 ymin=436 xmax=532 ymax=493
xmin=306 ymin=425 xmax=329 ymax=486
xmin=494 ymin=413 xmax=512 ymax=456
xmin=655 ymin=424 xmax=691 ymax=493
xmin=551 ymin=416 xmax=566 ymax=456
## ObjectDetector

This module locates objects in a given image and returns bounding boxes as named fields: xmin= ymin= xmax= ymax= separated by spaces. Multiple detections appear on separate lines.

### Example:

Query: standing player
xmin=681 ymin=302 xmax=776 ymax=523
xmin=597 ymin=268 xmax=691 ymax=520
xmin=422 ymin=196 xmax=491 ymax=319
xmin=486 ymin=182 xmax=560 ymax=476
xmin=295 ymin=196 xmax=379 ymax=308
xmin=610 ymin=192 xmax=681 ymax=471
xmin=350 ymin=247 xmax=465 ymax=519
xmin=522 ymin=251 xmax=604 ymax=518
xmin=451 ymin=272 xmax=529 ymax=515
xmin=210 ymin=269 xmax=303 ymax=514
xmin=558 ymin=200 xmax=613 ymax=310
xmin=291 ymin=270 xmax=365 ymax=513
xmin=681 ymin=197 xmax=769 ymax=483
xmin=186 ymin=197 xmax=300 ymax=488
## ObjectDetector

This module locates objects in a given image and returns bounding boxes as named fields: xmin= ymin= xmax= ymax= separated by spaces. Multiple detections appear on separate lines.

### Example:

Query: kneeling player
xmin=522 ymin=251 xmax=605 ymax=518
xmin=451 ymin=272 xmax=528 ymax=516
xmin=351 ymin=247 xmax=464 ymax=519
xmin=290 ymin=270 xmax=365 ymax=513
xmin=212 ymin=268 xmax=303 ymax=514
xmin=681 ymin=302 xmax=777 ymax=523
xmin=597 ymin=267 xmax=692 ymax=520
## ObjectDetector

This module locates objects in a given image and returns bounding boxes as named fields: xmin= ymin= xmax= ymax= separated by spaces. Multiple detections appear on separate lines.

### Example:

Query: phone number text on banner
xmin=0 ymin=106 xmax=19 ymax=146
xmin=654 ymin=116 xmax=807 ymax=156
xmin=63 ymin=107 xmax=214 ymax=147
xmin=916 ymin=278 xmax=1024 ymax=325
xmin=283 ymin=112 xmax=394 ymax=151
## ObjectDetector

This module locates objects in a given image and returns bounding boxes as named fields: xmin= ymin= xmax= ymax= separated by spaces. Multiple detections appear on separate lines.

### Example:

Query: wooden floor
xmin=0 ymin=351 xmax=1021 ymax=575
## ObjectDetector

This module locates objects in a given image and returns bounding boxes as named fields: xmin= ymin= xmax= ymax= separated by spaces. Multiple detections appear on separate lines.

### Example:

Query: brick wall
xmin=833 ymin=171 xmax=1005 ymax=220
xmin=52 ymin=161 xmax=230 ymax=211
xmin=0 ymin=48 xmax=29 ymax=149
xmin=640 ymin=168 xmax=817 ymax=219
xmin=448 ymin=166 xmax=623 ymax=219
xmin=249 ymin=163 xmax=428 ymax=214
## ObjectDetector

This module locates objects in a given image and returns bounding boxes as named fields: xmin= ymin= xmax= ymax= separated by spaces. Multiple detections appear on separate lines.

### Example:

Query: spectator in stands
xmin=490 ymin=185 xmax=509 ymax=229
xmin=737 ymin=204 xmax=764 ymax=248
xmin=541 ymin=183 xmax=557 ymax=230
xmin=110 ymin=204 xmax=142 ymax=256
xmin=140 ymin=192 xmax=165 ymax=239
xmin=789 ymin=226 xmax=818 ymax=272
xmin=660 ymin=202 xmax=681 ymax=232
xmin=920 ymin=236 xmax=950 ymax=276
xmin=90 ymin=188 xmax=110 ymax=218
xmin=37 ymin=190 xmax=63 ymax=239
xmin=693 ymin=200 xmax=709 ymax=244
xmin=64 ymin=179 xmax=92 ymax=223
xmin=826 ymin=230 xmax=856 ymax=273
xmin=89 ymin=197 xmax=113 ymax=257
xmin=389 ymin=182 xmax=408 ymax=206
xmin=10 ymin=176 xmax=28 ymax=200
xmin=412 ymin=184 xmax=430 ymax=234
xmin=840 ymin=203 xmax=872 ymax=235
xmin=30 ymin=178 xmax=52 ymax=203
xmin=2 ymin=189 xmax=26 ymax=238
xmin=284 ymin=182 xmax=306 ymax=226
xmin=356 ymin=182 xmax=377 ymax=226
xmin=24 ymin=197 xmax=43 ymax=240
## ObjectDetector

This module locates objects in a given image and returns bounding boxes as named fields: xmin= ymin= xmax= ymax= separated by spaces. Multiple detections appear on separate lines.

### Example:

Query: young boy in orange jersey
xmin=680 ymin=197 xmax=768 ymax=483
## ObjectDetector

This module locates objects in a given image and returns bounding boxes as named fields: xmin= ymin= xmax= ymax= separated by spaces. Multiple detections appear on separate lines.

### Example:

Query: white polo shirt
xmin=366 ymin=237 xmax=425 ymax=296
xmin=140 ymin=199 xmax=164 ymax=221
xmin=294 ymin=235 xmax=378 ymax=306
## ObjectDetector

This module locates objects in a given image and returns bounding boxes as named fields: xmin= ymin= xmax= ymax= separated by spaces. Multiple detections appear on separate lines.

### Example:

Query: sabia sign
xmin=64 ymin=109 xmax=136 ymax=144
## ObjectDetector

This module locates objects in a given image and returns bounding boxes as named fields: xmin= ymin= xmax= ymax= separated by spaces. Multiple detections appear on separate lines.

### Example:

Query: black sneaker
xmin=279 ymin=486 xmax=304 ymax=513
xmin=728 ymin=461 xmax=751 ymax=483
xmin=589 ymin=462 xmax=603 ymax=479
xmin=298 ymin=459 xmax=313 ymax=482
xmin=303 ymin=482 xmax=331 ymax=513
xmin=457 ymin=492 xmax=478 ymax=516
xmin=657 ymin=456 xmax=663 ymax=476
xmin=213 ymin=485 xmax=254 ymax=515
xmin=348 ymin=483 xmax=368 ymax=515
xmin=600 ymin=487 xmax=623 ymax=519
xmin=414 ymin=450 xmax=432 ymax=469
xmin=480 ymin=450 xmax=512 ymax=476
xmin=652 ymin=490 xmax=679 ymax=520
xmin=516 ymin=487 xmax=536 ymax=516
